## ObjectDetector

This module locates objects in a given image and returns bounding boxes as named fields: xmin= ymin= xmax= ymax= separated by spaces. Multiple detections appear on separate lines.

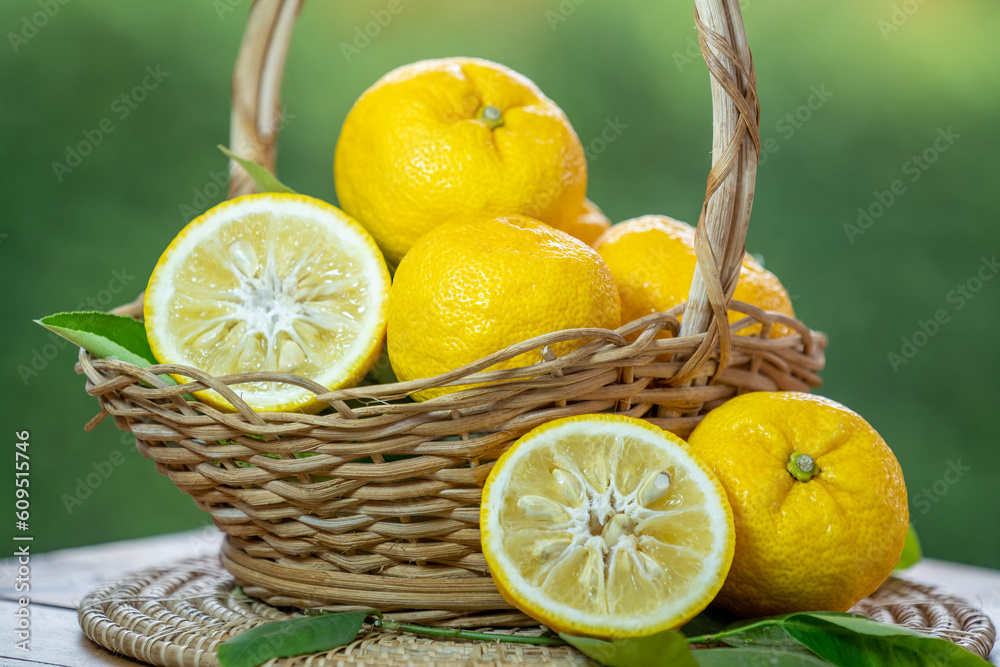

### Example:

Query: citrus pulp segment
xmin=144 ymin=193 xmax=390 ymax=413
xmin=481 ymin=414 xmax=735 ymax=638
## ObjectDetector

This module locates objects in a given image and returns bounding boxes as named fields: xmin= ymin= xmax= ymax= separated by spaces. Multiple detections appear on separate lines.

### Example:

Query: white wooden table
xmin=1 ymin=529 xmax=997 ymax=665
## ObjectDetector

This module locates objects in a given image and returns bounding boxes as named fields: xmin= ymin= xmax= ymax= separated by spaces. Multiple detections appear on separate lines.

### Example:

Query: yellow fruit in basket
xmin=552 ymin=198 xmax=611 ymax=247
xmin=594 ymin=215 xmax=795 ymax=337
xmin=687 ymin=391 xmax=909 ymax=617
xmin=144 ymin=193 xmax=391 ymax=413
xmin=387 ymin=215 xmax=620 ymax=401
xmin=334 ymin=57 xmax=587 ymax=265
xmin=481 ymin=414 xmax=735 ymax=638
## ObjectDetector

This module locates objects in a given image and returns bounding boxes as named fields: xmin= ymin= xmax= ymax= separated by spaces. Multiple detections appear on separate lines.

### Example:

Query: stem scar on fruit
xmin=478 ymin=104 xmax=504 ymax=129
xmin=787 ymin=451 xmax=819 ymax=482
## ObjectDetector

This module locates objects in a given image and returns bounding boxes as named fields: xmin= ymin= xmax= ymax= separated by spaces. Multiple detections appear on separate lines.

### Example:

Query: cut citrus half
xmin=481 ymin=414 xmax=735 ymax=638
xmin=144 ymin=193 xmax=390 ymax=413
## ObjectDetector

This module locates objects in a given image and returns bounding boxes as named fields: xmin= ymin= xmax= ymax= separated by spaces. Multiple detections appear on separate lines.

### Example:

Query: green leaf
xmin=218 ymin=145 xmax=296 ymax=194
xmin=694 ymin=647 xmax=833 ymax=666
xmin=680 ymin=606 xmax=740 ymax=639
xmin=560 ymin=630 xmax=696 ymax=667
xmin=783 ymin=613 xmax=992 ymax=667
xmin=36 ymin=311 xmax=155 ymax=367
xmin=217 ymin=610 xmax=367 ymax=667
xmin=717 ymin=613 xmax=862 ymax=649
xmin=893 ymin=524 xmax=922 ymax=572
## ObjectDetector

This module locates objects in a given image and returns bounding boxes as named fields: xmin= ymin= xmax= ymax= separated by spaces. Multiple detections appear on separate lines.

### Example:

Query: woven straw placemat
xmin=78 ymin=556 xmax=995 ymax=666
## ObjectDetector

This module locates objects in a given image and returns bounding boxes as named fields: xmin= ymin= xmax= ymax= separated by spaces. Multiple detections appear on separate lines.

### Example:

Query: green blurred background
xmin=2 ymin=0 xmax=998 ymax=568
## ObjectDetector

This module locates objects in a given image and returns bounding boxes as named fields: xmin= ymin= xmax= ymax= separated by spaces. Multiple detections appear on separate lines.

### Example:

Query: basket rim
xmin=94 ymin=293 xmax=827 ymax=423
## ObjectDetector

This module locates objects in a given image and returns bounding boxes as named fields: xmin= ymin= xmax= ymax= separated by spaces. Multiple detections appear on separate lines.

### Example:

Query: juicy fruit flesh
xmin=485 ymin=419 xmax=733 ymax=634
xmin=148 ymin=197 xmax=389 ymax=410
xmin=168 ymin=213 xmax=369 ymax=381
xmin=501 ymin=436 xmax=709 ymax=616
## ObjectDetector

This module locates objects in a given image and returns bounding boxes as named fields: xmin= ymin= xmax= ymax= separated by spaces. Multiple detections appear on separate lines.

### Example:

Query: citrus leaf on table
xmin=893 ymin=524 xmax=922 ymax=572
xmin=218 ymin=145 xmax=296 ymax=194
xmin=716 ymin=612 xmax=863 ymax=648
xmin=680 ymin=606 xmax=740 ymax=639
xmin=782 ymin=613 xmax=992 ymax=667
xmin=36 ymin=311 xmax=156 ymax=367
xmin=216 ymin=610 xmax=367 ymax=667
xmin=559 ymin=630 xmax=697 ymax=667
xmin=693 ymin=647 xmax=833 ymax=665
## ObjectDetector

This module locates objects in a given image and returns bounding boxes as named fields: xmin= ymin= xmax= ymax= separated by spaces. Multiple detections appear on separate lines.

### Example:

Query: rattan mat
xmin=78 ymin=556 xmax=995 ymax=666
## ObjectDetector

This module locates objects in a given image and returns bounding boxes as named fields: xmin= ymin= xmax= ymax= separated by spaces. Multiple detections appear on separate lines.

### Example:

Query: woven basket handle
xmin=227 ymin=0 xmax=302 ymax=198
xmin=226 ymin=0 xmax=760 ymax=376
xmin=675 ymin=0 xmax=761 ymax=383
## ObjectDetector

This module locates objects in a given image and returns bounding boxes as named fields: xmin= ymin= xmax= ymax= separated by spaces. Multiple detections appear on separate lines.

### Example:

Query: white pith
xmin=146 ymin=197 xmax=388 ymax=410
xmin=484 ymin=420 xmax=731 ymax=633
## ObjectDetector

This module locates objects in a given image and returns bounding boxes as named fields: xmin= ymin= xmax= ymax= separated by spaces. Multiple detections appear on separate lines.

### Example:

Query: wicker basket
xmin=78 ymin=0 xmax=827 ymax=626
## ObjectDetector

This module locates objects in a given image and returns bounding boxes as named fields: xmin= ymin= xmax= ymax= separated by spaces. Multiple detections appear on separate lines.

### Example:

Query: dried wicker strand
xmin=676 ymin=1 xmax=762 ymax=394
xmin=679 ymin=0 xmax=759 ymax=350
xmin=77 ymin=557 xmax=996 ymax=666
xmin=76 ymin=301 xmax=826 ymax=620
xmin=227 ymin=0 xmax=302 ymax=197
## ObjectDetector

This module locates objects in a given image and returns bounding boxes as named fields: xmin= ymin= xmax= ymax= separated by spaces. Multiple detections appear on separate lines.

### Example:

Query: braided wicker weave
xmin=76 ymin=557 xmax=996 ymax=666
xmin=76 ymin=0 xmax=827 ymax=623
